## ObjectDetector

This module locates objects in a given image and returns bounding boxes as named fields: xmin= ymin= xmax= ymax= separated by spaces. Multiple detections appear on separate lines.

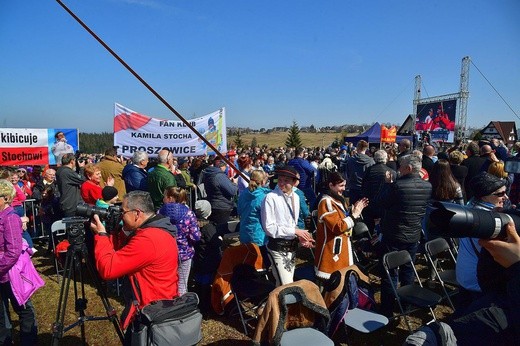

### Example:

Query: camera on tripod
xmin=426 ymin=201 xmax=520 ymax=239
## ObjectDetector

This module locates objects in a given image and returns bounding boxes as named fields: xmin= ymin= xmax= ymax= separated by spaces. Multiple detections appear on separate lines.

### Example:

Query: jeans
xmin=0 ymin=283 xmax=38 ymax=346
xmin=379 ymin=240 xmax=419 ymax=316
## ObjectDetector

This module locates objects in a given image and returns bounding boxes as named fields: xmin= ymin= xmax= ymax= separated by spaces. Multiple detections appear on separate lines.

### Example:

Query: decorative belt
xmin=267 ymin=237 xmax=298 ymax=252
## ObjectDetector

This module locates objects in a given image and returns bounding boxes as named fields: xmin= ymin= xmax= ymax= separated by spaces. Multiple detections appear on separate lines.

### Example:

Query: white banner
xmin=113 ymin=103 xmax=227 ymax=157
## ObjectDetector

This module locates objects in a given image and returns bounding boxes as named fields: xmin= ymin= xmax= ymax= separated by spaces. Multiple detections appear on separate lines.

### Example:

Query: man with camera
xmin=405 ymin=222 xmax=520 ymax=345
xmin=89 ymin=190 xmax=179 ymax=339
xmin=56 ymin=153 xmax=86 ymax=217
xmin=456 ymin=172 xmax=508 ymax=307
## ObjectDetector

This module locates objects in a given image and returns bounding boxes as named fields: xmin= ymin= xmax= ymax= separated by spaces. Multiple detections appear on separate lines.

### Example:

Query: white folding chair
xmin=51 ymin=220 xmax=67 ymax=282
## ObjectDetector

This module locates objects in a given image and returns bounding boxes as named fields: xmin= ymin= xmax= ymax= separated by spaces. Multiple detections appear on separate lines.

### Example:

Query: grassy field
xmin=233 ymin=131 xmax=347 ymax=148
xmin=19 ymin=240 xmax=455 ymax=346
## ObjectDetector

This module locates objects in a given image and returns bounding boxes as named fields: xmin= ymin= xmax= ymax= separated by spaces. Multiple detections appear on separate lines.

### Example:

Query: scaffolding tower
xmin=456 ymin=56 xmax=471 ymax=141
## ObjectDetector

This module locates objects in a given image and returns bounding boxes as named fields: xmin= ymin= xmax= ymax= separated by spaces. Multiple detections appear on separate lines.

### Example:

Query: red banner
xmin=381 ymin=125 xmax=397 ymax=143
xmin=0 ymin=147 xmax=49 ymax=166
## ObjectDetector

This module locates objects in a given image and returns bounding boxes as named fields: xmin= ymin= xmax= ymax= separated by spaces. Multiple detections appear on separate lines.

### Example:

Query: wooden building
xmin=480 ymin=121 xmax=517 ymax=145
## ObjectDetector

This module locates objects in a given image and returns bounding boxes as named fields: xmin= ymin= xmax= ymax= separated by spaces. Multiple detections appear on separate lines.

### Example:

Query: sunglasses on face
xmin=492 ymin=191 xmax=507 ymax=197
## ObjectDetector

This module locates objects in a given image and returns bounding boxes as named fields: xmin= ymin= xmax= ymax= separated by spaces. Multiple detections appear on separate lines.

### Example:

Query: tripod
xmin=51 ymin=237 xmax=125 ymax=345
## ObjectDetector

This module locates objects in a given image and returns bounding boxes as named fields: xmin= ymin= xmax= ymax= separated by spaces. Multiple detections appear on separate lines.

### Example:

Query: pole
xmin=55 ymin=0 xmax=248 ymax=181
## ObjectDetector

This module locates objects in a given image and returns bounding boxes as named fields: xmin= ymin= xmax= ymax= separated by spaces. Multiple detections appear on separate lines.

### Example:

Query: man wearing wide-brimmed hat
xmin=261 ymin=165 xmax=314 ymax=286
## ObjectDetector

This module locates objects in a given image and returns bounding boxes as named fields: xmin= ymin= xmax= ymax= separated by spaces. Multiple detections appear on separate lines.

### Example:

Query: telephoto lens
xmin=427 ymin=201 xmax=520 ymax=239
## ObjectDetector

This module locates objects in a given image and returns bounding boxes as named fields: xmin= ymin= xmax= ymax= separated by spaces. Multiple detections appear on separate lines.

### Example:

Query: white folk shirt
xmin=261 ymin=185 xmax=300 ymax=240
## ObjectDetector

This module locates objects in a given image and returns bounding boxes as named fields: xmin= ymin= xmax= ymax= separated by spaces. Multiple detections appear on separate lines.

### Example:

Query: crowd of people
xmin=1 ymin=135 xmax=520 ymax=344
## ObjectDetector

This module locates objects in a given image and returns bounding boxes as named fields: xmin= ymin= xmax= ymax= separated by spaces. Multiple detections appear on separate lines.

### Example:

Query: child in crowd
xmin=159 ymin=187 xmax=201 ymax=295
xmin=192 ymin=200 xmax=222 ymax=313
xmin=96 ymin=186 xmax=119 ymax=209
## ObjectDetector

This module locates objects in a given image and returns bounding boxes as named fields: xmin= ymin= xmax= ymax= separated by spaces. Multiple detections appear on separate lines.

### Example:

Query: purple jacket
xmin=0 ymin=206 xmax=22 ymax=283
xmin=159 ymin=203 xmax=201 ymax=262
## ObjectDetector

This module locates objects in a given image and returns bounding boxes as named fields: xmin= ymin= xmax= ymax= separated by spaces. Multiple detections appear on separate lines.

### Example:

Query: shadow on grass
xmin=205 ymin=340 xmax=252 ymax=346
xmin=36 ymin=333 xmax=86 ymax=346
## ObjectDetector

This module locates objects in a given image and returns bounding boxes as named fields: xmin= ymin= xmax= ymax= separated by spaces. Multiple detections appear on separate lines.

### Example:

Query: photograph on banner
xmin=114 ymin=103 xmax=227 ymax=157
xmin=415 ymin=99 xmax=457 ymax=142
xmin=0 ymin=128 xmax=78 ymax=166
xmin=49 ymin=128 xmax=79 ymax=165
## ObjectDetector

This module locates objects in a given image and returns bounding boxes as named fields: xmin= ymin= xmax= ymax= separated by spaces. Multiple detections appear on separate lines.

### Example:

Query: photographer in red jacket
xmin=90 ymin=190 xmax=179 ymax=342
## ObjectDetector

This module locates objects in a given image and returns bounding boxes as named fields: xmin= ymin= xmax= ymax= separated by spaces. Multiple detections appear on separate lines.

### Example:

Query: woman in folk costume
xmin=314 ymin=172 xmax=368 ymax=281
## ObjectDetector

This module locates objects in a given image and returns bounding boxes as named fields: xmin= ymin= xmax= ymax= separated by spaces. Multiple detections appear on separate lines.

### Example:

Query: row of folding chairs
xmin=382 ymin=237 xmax=460 ymax=332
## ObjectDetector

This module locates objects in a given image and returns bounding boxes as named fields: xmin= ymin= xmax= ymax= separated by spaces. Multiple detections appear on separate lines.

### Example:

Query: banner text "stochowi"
xmin=2 ymin=151 xmax=43 ymax=161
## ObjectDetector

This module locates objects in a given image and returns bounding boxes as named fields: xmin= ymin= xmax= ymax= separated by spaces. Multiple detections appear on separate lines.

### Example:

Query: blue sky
xmin=1 ymin=0 xmax=519 ymax=133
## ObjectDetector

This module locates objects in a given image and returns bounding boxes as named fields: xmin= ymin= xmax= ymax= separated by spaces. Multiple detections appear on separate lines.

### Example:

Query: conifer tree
xmin=285 ymin=121 xmax=303 ymax=148
xmin=234 ymin=130 xmax=245 ymax=149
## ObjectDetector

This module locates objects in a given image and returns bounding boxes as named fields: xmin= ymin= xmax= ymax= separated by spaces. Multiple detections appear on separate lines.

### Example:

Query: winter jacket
xmin=97 ymin=155 xmax=126 ymax=199
xmin=361 ymin=163 xmax=396 ymax=216
xmin=203 ymin=166 xmax=238 ymax=210
xmin=288 ymin=157 xmax=317 ymax=190
xmin=80 ymin=180 xmax=102 ymax=205
xmin=0 ymin=207 xmax=22 ymax=283
xmin=122 ymin=163 xmax=148 ymax=192
xmin=94 ymin=214 xmax=179 ymax=330
xmin=32 ymin=180 xmax=60 ymax=223
xmin=294 ymin=188 xmax=310 ymax=229
xmin=346 ymin=153 xmax=375 ymax=192
xmin=159 ymin=203 xmax=201 ymax=261
xmin=56 ymin=165 xmax=85 ymax=216
xmin=253 ymin=280 xmax=329 ymax=346
xmin=422 ymin=156 xmax=435 ymax=177
xmin=237 ymin=186 xmax=271 ymax=246
xmin=147 ymin=164 xmax=176 ymax=210
xmin=314 ymin=194 xmax=355 ymax=280
xmin=461 ymin=155 xmax=486 ymax=200
xmin=377 ymin=173 xmax=432 ymax=244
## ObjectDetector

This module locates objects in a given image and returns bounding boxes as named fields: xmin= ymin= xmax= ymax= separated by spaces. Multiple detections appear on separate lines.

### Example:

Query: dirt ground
xmin=22 ymin=240 xmax=455 ymax=346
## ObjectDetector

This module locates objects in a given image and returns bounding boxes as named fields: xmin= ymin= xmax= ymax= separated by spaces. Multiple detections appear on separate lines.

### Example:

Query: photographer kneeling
xmin=90 ymin=190 xmax=179 ymax=344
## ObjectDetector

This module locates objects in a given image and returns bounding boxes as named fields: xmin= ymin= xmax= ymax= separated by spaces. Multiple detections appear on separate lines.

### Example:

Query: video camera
xmin=426 ymin=201 xmax=520 ymax=239
xmin=76 ymin=203 xmax=123 ymax=234
xmin=62 ymin=204 xmax=123 ymax=245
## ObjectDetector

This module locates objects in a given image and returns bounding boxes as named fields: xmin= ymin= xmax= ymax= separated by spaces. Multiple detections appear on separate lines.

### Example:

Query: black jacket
xmin=361 ymin=163 xmax=396 ymax=213
xmin=461 ymin=155 xmax=486 ymax=200
xmin=450 ymin=164 xmax=468 ymax=199
xmin=346 ymin=153 xmax=374 ymax=191
xmin=422 ymin=156 xmax=435 ymax=177
xmin=202 ymin=167 xmax=238 ymax=210
xmin=377 ymin=173 xmax=432 ymax=244
xmin=56 ymin=165 xmax=85 ymax=216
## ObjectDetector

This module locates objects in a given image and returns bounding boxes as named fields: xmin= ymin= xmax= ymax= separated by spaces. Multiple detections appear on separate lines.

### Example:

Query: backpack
xmin=345 ymin=269 xmax=375 ymax=311
xmin=325 ymin=268 xmax=376 ymax=337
